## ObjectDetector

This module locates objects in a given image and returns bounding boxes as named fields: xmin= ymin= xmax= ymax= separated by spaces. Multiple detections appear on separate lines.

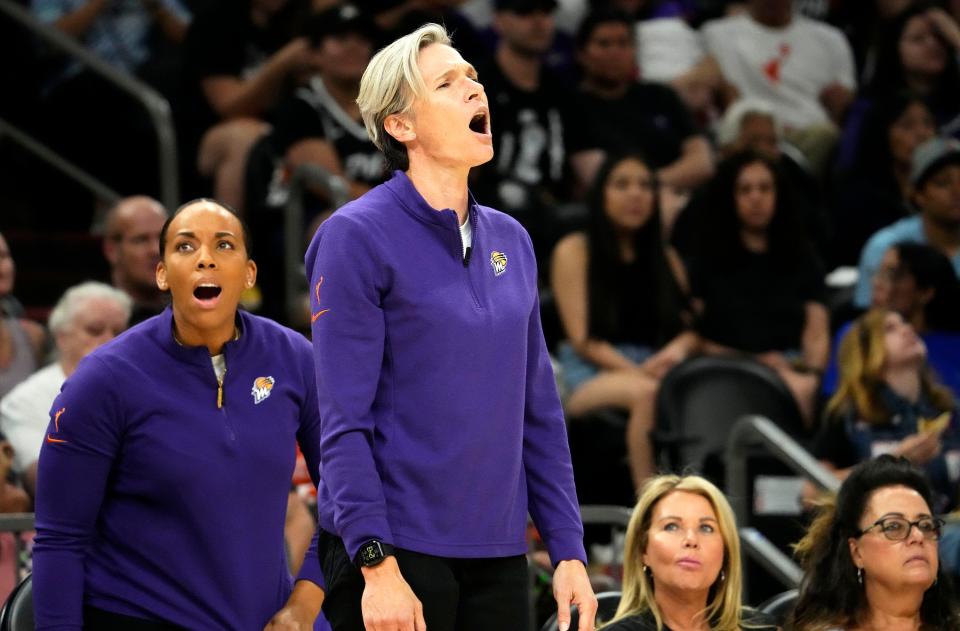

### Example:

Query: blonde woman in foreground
xmin=602 ymin=475 xmax=776 ymax=630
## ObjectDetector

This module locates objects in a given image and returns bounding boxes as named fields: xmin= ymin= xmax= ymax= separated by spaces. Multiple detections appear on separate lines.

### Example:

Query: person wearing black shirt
xmin=567 ymin=10 xmax=713 ymax=194
xmin=470 ymin=0 xmax=571 ymax=263
xmin=180 ymin=0 xmax=311 ymax=204
xmin=243 ymin=4 xmax=385 ymax=323
xmin=666 ymin=152 xmax=829 ymax=426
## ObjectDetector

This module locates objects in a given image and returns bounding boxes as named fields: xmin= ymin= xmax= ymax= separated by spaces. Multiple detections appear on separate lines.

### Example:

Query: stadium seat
xmin=757 ymin=588 xmax=799 ymax=626
xmin=0 ymin=574 xmax=32 ymax=631
xmin=540 ymin=590 xmax=621 ymax=631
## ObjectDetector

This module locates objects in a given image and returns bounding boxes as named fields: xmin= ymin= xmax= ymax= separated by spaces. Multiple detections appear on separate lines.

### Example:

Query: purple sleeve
xmin=295 ymin=339 xmax=325 ymax=589
xmin=33 ymin=357 xmax=123 ymax=630
xmin=520 ymin=240 xmax=587 ymax=566
xmin=305 ymin=214 xmax=393 ymax=559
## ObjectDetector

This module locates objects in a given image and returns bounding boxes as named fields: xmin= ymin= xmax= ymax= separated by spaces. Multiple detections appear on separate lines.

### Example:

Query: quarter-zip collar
xmin=152 ymin=306 xmax=246 ymax=368
xmin=384 ymin=170 xmax=480 ymax=233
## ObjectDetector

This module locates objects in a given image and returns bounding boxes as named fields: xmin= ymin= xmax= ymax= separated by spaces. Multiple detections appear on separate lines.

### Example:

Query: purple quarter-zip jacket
xmin=33 ymin=308 xmax=327 ymax=630
xmin=305 ymin=170 xmax=586 ymax=565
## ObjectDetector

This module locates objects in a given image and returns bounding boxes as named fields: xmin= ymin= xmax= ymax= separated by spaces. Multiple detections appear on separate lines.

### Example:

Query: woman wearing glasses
xmin=791 ymin=455 xmax=960 ymax=630
xmin=811 ymin=309 xmax=960 ymax=513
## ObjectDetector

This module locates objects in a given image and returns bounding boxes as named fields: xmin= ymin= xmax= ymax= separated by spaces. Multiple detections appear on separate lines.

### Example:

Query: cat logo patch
xmin=251 ymin=376 xmax=275 ymax=405
xmin=490 ymin=251 xmax=508 ymax=276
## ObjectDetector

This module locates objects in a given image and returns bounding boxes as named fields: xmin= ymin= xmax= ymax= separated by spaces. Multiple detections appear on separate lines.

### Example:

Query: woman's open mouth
xmin=469 ymin=111 xmax=490 ymax=136
xmin=193 ymin=284 xmax=222 ymax=308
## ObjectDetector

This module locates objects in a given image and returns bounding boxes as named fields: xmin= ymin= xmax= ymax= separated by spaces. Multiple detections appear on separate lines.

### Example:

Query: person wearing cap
xmin=33 ymin=200 xmax=330 ymax=630
xmin=854 ymin=136 xmax=960 ymax=308
xmin=306 ymin=23 xmax=596 ymax=631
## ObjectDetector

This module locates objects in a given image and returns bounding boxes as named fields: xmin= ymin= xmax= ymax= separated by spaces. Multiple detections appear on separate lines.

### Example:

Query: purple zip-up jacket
xmin=305 ymin=170 xmax=586 ymax=564
xmin=33 ymin=308 xmax=328 ymax=630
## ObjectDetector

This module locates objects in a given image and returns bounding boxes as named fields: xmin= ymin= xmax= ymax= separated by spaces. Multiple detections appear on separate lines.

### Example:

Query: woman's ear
xmin=384 ymin=113 xmax=415 ymax=144
xmin=848 ymin=537 xmax=863 ymax=568
xmin=156 ymin=262 xmax=168 ymax=291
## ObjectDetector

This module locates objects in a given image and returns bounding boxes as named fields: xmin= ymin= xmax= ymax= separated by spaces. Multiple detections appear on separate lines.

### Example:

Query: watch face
xmin=361 ymin=541 xmax=384 ymax=565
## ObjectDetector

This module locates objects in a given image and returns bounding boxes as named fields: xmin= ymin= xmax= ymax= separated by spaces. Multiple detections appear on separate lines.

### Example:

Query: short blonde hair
xmin=357 ymin=23 xmax=452 ymax=169
xmin=603 ymin=475 xmax=744 ymax=631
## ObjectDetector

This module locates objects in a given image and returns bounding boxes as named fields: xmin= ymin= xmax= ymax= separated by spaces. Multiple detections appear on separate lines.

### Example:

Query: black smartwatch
xmin=355 ymin=540 xmax=395 ymax=568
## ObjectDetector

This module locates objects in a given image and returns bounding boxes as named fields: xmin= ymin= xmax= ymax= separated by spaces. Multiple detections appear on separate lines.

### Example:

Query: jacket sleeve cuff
xmin=340 ymin=515 xmax=395 ymax=562
xmin=295 ymin=529 xmax=325 ymax=590
xmin=543 ymin=528 xmax=588 ymax=567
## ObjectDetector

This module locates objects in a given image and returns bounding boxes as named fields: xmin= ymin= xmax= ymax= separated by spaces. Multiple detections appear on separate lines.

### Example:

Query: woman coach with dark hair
xmin=306 ymin=22 xmax=596 ymax=631
xmin=33 ymin=200 xmax=327 ymax=630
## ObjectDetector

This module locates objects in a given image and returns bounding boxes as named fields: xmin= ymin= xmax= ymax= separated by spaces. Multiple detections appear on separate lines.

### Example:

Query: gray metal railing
xmin=284 ymin=164 xmax=350 ymax=324
xmin=0 ymin=117 xmax=122 ymax=206
xmin=725 ymin=415 xmax=840 ymax=600
xmin=0 ymin=0 xmax=178 ymax=210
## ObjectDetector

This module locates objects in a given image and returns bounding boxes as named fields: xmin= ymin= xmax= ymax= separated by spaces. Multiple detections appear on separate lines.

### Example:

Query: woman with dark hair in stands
xmin=33 ymin=200 xmax=328 ymax=630
xmin=832 ymin=93 xmax=937 ymax=266
xmin=790 ymin=455 xmax=960 ymax=630
xmin=813 ymin=309 xmax=960 ymax=515
xmin=669 ymin=151 xmax=829 ymax=425
xmin=550 ymin=151 xmax=688 ymax=487
xmin=0 ymin=232 xmax=46 ymax=400
xmin=867 ymin=2 xmax=960 ymax=133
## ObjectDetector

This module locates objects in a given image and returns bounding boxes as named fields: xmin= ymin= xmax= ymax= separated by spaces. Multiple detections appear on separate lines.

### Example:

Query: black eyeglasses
xmin=857 ymin=517 xmax=945 ymax=542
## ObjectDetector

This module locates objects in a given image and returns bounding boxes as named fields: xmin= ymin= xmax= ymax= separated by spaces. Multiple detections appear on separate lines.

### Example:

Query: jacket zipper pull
xmin=217 ymin=372 xmax=225 ymax=409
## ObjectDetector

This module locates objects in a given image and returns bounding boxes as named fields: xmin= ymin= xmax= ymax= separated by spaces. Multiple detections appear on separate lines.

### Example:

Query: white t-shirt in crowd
xmin=0 ymin=362 xmax=66 ymax=472
xmin=701 ymin=13 xmax=856 ymax=130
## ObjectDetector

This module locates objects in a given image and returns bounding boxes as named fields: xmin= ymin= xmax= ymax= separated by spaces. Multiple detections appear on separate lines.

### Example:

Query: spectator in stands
xmin=243 ymin=3 xmax=384 ymax=323
xmin=814 ymin=310 xmax=960 ymax=512
xmin=672 ymin=152 xmax=829 ymax=425
xmin=102 ymin=196 xmax=169 ymax=325
xmin=672 ymin=98 xmax=829 ymax=261
xmin=0 ymin=282 xmax=130 ymax=497
xmin=854 ymin=136 xmax=960 ymax=309
xmin=699 ymin=0 xmax=856 ymax=174
xmin=823 ymin=243 xmax=960 ymax=400
xmin=245 ymin=4 xmax=385 ymax=215
xmin=0 ymin=233 xmax=46 ymax=400
xmin=34 ymin=0 xmax=192 ymax=197
xmin=356 ymin=0 xmax=487 ymax=63
xmin=32 ymin=0 xmax=190 ymax=82
xmin=602 ymin=474 xmax=776 ymax=630
xmin=833 ymin=93 xmax=937 ymax=266
xmin=866 ymin=3 xmax=960 ymax=136
xmin=181 ymin=0 xmax=313 ymax=206
xmin=33 ymin=199 xmax=328 ymax=629
xmin=567 ymin=10 xmax=713 ymax=194
xmin=550 ymin=152 xmax=687 ymax=487
xmin=470 ymin=0 xmax=573 ymax=261
xmin=791 ymin=455 xmax=960 ymax=630
xmin=872 ymin=243 xmax=960 ymax=335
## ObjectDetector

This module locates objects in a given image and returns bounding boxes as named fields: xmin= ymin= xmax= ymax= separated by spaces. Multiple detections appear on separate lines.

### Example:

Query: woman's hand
xmin=361 ymin=557 xmax=426 ymax=631
xmin=553 ymin=560 xmax=598 ymax=631
xmin=894 ymin=431 xmax=943 ymax=466
xmin=264 ymin=581 xmax=324 ymax=631
xmin=928 ymin=8 xmax=960 ymax=51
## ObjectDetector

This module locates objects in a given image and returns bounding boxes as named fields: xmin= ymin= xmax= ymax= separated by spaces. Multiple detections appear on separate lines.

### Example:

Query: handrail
xmin=739 ymin=527 xmax=803 ymax=588
xmin=284 ymin=164 xmax=350 ymax=324
xmin=725 ymin=415 xmax=840 ymax=526
xmin=0 ymin=117 xmax=121 ymax=206
xmin=0 ymin=0 xmax=179 ymax=210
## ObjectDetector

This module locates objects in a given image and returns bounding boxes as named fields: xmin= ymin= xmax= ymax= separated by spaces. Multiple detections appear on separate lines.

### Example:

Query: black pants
xmin=83 ymin=606 xmax=186 ymax=630
xmin=319 ymin=530 xmax=530 ymax=630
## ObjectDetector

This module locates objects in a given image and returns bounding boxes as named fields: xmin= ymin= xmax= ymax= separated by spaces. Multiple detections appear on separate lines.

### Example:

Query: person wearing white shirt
xmin=0 ymin=282 xmax=130 ymax=496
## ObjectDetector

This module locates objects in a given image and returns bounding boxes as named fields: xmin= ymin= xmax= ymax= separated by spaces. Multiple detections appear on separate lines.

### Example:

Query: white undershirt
xmin=211 ymin=354 xmax=226 ymax=382
xmin=459 ymin=216 xmax=473 ymax=257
